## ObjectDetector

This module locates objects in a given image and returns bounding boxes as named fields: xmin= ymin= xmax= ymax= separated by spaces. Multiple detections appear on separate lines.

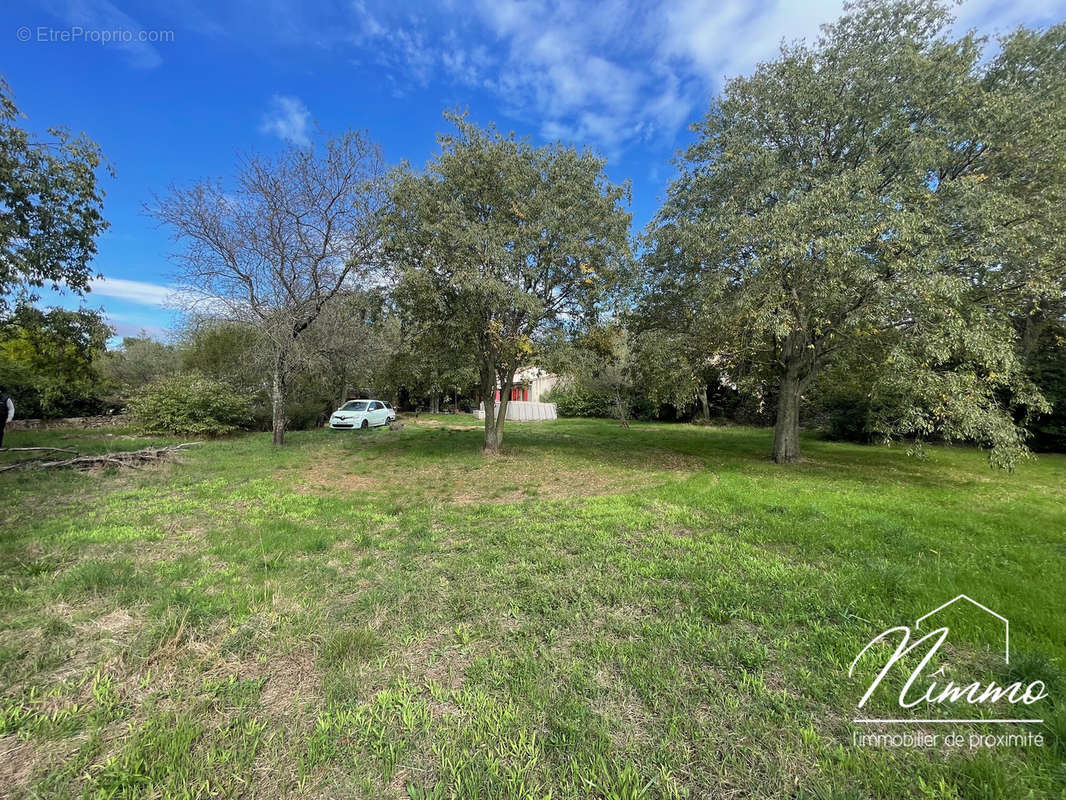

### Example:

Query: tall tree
xmin=384 ymin=113 xmax=631 ymax=453
xmin=643 ymin=0 xmax=1064 ymax=466
xmin=0 ymin=79 xmax=110 ymax=311
xmin=152 ymin=131 xmax=388 ymax=445
xmin=628 ymin=329 xmax=734 ymax=422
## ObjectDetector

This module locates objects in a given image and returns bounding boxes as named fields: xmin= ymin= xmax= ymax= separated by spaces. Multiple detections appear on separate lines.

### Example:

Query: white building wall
xmin=528 ymin=373 xmax=558 ymax=403
xmin=474 ymin=401 xmax=558 ymax=421
xmin=471 ymin=366 xmax=559 ymax=420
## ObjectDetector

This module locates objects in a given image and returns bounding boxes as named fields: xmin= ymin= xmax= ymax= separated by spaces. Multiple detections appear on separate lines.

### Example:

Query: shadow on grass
xmin=311 ymin=416 xmax=1063 ymax=496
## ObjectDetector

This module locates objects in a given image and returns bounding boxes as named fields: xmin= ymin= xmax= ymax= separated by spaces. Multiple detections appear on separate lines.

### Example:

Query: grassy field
xmin=0 ymin=416 xmax=1063 ymax=799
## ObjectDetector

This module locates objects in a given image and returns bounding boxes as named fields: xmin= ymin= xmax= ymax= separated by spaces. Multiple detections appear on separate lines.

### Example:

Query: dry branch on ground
xmin=0 ymin=442 xmax=202 ymax=472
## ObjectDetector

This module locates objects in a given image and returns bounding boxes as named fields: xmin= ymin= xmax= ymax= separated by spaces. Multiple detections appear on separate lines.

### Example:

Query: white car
xmin=329 ymin=399 xmax=396 ymax=430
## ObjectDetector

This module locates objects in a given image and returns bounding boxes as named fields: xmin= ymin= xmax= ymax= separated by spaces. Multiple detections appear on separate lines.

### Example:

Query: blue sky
xmin=6 ymin=0 xmax=1065 ymax=341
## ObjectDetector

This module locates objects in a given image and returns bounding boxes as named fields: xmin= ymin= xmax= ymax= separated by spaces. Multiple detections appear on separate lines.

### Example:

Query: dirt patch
xmin=298 ymin=461 xmax=382 ymax=494
xmin=82 ymin=609 xmax=139 ymax=640
xmin=388 ymin=629 xmax=475 ymax=696
xmin=297 ymin=449 xmax=698 ymax=505
xmin=287 ymin=421 xmax=705 ymax=504
xmin=0 ymin=736 xmax=47 ymax=795
xmin=590 ymin=682 xmax=657 ymax=752
xmin=260 ymin=646 xmax=320 ymax=715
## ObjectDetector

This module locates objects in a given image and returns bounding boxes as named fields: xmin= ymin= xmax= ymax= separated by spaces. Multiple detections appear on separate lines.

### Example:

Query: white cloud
xmin=469 ymin=1 xmax=657 ymax=154
xmin=90 ymin=276 xmax=229 ymax=320
xmin=345 ymin=0 xmax=847 ymax=154
xmin=954 ymin=0 xmax=1064 ymax=36
xmin=90 ymin=276 xmax=176 ymax=306
xmin=346 ymin=0 xmax=1063 ymax=155
xmin=658 ymin=0 xmax=844 ymax=84
xmin=440 ymin=40 xmax=493 ymax=87
xmin=259 ymin=95 xmax=312 ymax=147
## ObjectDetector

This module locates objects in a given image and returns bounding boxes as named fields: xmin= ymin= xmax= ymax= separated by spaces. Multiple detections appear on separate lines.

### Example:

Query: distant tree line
xmin=0 ymin=296 xmax=472 ymax=431
xmin=2 ymin=0 xmax=1065 ymax=460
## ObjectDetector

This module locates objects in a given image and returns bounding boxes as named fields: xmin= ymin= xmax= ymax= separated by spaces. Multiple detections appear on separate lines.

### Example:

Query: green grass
xmin=0 ymin=416 xmax=1063 ymax=798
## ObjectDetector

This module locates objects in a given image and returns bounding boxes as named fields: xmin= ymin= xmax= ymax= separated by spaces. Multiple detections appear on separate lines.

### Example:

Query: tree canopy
xmin=641 ymin=0 xmax=1066 ymax=466
xmin=0 ymin=304 xmax=112 ymax=417
xmin=152 ymin=130 xmax=388 ymax=445
xmin=0 ymin=79 xmax=110 ymax=311
xmin=384 ymin=112 xmax=632 ymax=452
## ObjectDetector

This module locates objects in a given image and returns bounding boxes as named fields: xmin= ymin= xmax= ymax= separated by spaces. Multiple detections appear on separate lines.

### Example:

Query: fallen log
xmin=0 ymin=442 xmax=203 ymax=473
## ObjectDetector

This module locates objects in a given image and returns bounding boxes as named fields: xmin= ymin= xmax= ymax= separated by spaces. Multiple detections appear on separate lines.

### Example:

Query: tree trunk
xmin=271 ymin=354 xmax=287 ymax=446
xmin=773 ymin=368 xmax=801 ymax=464
xmin=479 ymin=368 xmax=499 ymax=454
xmin=484 ymin=414 xmax=502 ymax=453
xmin=481 ymin=369 xmax=514 ymax=455
xmin=1019 ymin=314 xmax=1048 ymax=363
xmin=700 ymin=385 xmax=711 ymax=421
xmin=488 ymin=381 xmax=512 ymax=453
xmin=337 ymin=365 xmax=348 ymax=408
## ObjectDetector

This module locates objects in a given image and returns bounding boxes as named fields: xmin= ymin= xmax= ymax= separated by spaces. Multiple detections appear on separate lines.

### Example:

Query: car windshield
xmin=341 ymin=401 xmax=368 ymax=412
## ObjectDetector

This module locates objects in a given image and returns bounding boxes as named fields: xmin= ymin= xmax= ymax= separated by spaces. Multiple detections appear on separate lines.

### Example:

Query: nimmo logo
xmin=848 ymin=595 xmax=1048 ymax=725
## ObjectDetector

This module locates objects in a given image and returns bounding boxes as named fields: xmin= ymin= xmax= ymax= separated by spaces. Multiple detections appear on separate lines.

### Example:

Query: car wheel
xmin=361 ymin=419 xmax=369 ymax=429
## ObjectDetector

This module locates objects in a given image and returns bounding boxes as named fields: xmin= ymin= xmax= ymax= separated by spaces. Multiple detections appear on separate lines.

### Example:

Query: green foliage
xmin=542 ymin=325 xmax=660 ymax=423
xmin=810 ymin=383 xmax=876 ymax=444
xmin=285 ymin=396 xmax=328 ymax=431
xmin=543 ymin=382 xmax=663 ymax=422
xmin=625 ymin=329 xmax=705 ymax=411
xmin=297 ymin=291 xmax=404 ymax=414
xmin=543 ymin=382 xmax=616 ymax=419
xmin=126 ymin=373 xmax=251 ymax=436
xmin=177 ymin=306 xmax=406 ymax=431
xmin=642 ymin=0 xmax=1066 ymax=466
xmin=384 ymin=111 xmax=632 ymax=450
xmin=384 ymin=328 xmax=478 ymax=412
xmin=0 ymin=79 xmax=110 ymax=311
xmin=98 ymin=336 xmax=182 ymax=404
xmin=180 ymin=321 xmax=263 ymax=388
xmin=1025 ymin=320 xmax=1066 ymax=451
xmin=0 ymin=303 xmax=112 ymax=417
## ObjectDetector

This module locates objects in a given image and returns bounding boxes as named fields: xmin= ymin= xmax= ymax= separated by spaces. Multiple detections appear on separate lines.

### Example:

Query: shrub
xmin=543 ymin=381 xmax=670 ymax=421
xmin=287 ymin=399 xmax=329 ymax=431
xmin=543 ymin=382 xmax=616 ymax=418
xmin=126 ymin=374 xmax=251 ymax=436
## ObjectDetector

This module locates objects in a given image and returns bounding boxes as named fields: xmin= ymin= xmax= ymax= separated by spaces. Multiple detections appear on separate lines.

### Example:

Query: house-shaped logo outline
xmin=915 ymin=594 xmax=1010 ymax=664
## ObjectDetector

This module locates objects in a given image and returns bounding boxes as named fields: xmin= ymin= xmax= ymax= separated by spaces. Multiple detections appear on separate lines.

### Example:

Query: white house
xmin=474 ymin=366 xmax=558 ymax=421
